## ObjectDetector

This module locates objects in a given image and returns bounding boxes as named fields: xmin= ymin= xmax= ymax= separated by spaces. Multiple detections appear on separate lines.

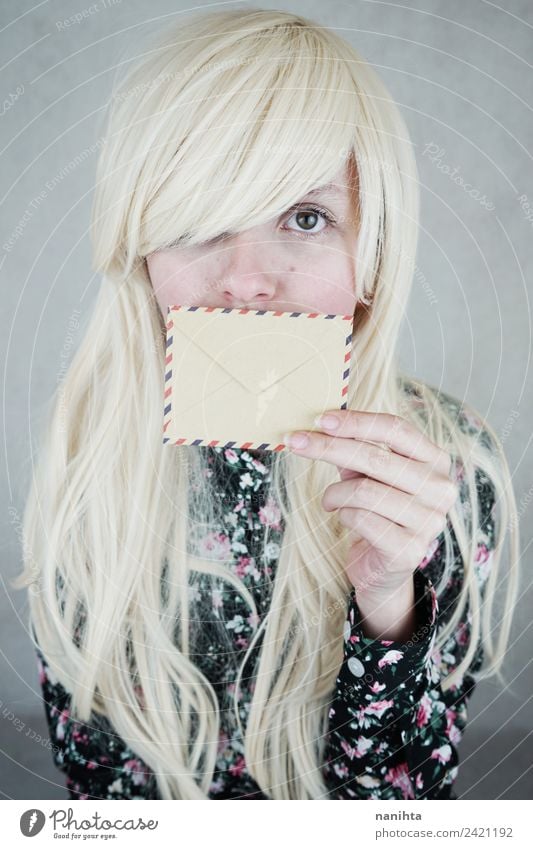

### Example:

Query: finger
xmin=322 ymin=477 xmax=449 ymax=539
xmin=286 ymin=429 xmax=453 ymax=497
xmin=341 ymin=508 xmax=426 ymax=571
xmin=314 ymin=409 xmax=451 ymax=474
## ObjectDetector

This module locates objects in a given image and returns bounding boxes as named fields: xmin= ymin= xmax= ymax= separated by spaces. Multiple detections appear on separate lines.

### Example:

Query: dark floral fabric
xmin=35 ymin=385 xmax=497 ymax=800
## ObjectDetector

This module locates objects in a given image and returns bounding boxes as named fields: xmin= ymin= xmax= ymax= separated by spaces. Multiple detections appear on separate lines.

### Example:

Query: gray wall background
xmin=1 ymin=0 xmax=531 ymax=801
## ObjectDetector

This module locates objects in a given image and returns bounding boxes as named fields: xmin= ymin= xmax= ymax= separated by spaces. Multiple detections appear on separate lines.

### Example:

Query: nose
xmin=220 ymin=233 xmax=277 ymax=306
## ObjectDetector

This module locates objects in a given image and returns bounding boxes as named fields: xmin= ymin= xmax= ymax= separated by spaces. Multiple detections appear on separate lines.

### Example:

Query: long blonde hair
xmin=14 ymin=8 xmax=520 ymax=799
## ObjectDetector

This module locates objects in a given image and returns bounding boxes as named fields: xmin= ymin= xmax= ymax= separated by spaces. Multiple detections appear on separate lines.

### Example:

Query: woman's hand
xmin=283 ymin=410 xmax=459 ymax=639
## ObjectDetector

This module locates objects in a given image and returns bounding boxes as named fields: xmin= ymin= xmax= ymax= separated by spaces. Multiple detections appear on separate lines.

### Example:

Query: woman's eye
xmin=283 ymin=206 xmax=336 ymax=239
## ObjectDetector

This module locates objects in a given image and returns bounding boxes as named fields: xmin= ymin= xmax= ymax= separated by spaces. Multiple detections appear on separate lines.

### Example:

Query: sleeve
xmin=322 ymin=468 xmax=497 ymax=800
xmin=35 ymin=644 xmax=159 ymax=800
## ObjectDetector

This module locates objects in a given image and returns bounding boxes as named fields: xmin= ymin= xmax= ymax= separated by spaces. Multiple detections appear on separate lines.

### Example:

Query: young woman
xmin=15 ymin=8 xmax=520 ymax=801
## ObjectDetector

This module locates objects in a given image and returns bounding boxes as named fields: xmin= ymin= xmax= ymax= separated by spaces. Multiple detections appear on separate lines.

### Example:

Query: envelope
xmin=162 ymin=305 xmax=353 ymax=452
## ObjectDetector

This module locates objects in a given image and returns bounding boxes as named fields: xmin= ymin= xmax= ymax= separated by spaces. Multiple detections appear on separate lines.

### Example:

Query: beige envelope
xmin=163 ymin=306 xmax=353 ymax=451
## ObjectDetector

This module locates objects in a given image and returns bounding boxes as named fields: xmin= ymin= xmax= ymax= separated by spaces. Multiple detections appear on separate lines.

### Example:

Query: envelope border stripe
xmin=341 ymin=330 xmax=352 ymax=404
xmin=162 ymin=436 xmax=287 ymax=451
xmin=165 ymin=305 xmax=354 ymax=320
xmin=162 ymin=305 xmax=354 ymax=448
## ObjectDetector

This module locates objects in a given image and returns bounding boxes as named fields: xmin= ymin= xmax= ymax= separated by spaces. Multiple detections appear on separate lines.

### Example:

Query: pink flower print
xmin=448 ymin=723 xmax=462 ymax=746
xmin=475 ymin=545 xmax=493 ymax=583
xmin=229 ymin=756 xmax=246 ymax=777
xmin=235 ymin=556 xmax=250 ymax=578
xmin=234 ymin=499 xmax=245 ymax=513
xmin=235 ymin=635 xmax=249 ymax=649
xmin=224 ymin=449 xmax=239 ymax=465
xmin=418 ymin=535 xmax=441 ymax=571
xmin=415 ymin=693 xmax=433 ymax=728
xmin=56 ymin=708 xmax=70 ymax=741
xmin=67 ymin=778 xmax=89 ymax=799
xmin=362 ymin=698 xmax=394 ymax=719
xmin=415 ymin=772 xmax=424 ymax=791
xmin=445 ymin=708 xmax=462 ymax=745
xmin=333 ymin=762 xmax=349 ymax=779
xmin=369 ymin=681 xmax=386 ymax=694
xmin=71 ymin=728 xmax=90 ymax=746
xmin=354 ymin=736 xmax=373 ymax=758
xmin=248 ymin=564 xmax=262 ymax=582
xmin=123 ymin=758 xmax=149 ymax=786
xmin=258 ymin=496 xmax=282 ymax=530
xmin=247 ymin=611 xmax=260 ymax=629
xmin=445 ymin=707 xmax=457 ymax=724
xmin=377 ymin=650 xmax=404 ymax=669
xmin=476 ymin=543 xmax=490 ymax=565
xmin=431 ymin=744 xmax=452 ymax=764
xmin=455 ymin=621 xmax=469 ymax=647
xmin=251 ymin=458 xmax=267 ymax=474
xmin=340 ymin=739 xmax=357 ymax=760
xmin=384 ymin=762 xmax=415 ymax=800
xmin=197 ymin=531 xmax=231 ymax=561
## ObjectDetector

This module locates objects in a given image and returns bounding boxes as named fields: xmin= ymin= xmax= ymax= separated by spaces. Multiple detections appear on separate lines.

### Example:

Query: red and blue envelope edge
xmin=162 ymin=306 xmax=353 ymax=451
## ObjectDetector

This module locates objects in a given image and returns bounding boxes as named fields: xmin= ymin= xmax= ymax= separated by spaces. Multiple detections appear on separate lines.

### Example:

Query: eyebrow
xmin=303 ymin=182 xmax=347 ymax=198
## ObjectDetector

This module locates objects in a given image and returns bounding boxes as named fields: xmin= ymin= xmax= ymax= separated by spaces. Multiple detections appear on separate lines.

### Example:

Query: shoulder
xmin=401 ymin=378 xmax=498 ymax=555
xmin=400 ymin=377 xmax=499 ymax=525
xmin=399 ymin=377 xmax=497 ymax=453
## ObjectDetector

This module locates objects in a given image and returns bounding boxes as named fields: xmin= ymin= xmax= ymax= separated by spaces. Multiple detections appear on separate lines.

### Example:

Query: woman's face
xmin=145 ymin=161 xmax=360 ymax=317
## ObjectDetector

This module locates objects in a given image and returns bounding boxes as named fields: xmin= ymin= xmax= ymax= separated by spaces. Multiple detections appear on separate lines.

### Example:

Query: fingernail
xmin=314 ymin=414 xmax=339 ymax=430
xmin=283 ymin=432 xmax=309 ymax=448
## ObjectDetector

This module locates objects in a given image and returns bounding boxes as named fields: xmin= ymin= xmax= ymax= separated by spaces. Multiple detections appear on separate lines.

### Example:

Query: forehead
xmin=304 ymin=160 xmax=356 ymax=200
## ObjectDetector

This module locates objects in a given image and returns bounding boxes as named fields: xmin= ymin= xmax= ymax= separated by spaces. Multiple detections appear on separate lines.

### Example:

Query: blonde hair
xmin=14 ymin=7 xmax=520 ymax=799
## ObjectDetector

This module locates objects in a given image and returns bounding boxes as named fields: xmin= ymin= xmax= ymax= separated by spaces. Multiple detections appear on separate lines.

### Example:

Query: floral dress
xmin=34 ymin=386 xmax=497 ymax=800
